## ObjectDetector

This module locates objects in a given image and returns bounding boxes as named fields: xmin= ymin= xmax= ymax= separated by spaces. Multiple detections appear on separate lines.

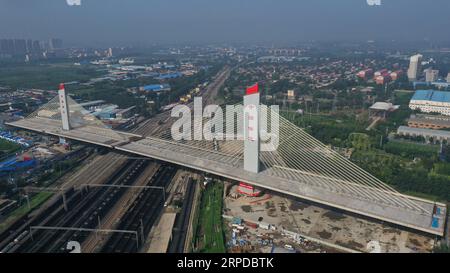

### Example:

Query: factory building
xmin=409 ymin=90 xmax=450 ymax=116
xmin=397 ymin=126 xmax=450 ymax=143
xmin=154 ymin=72 xmax=183 ymax=80
xmin=408 ymin=114 xmax=450 ymax=130
xmin=140 ymin=84 xmax=171 ymax=92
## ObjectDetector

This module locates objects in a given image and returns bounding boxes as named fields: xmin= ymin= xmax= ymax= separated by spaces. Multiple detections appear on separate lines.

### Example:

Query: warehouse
xmin=408 ymin=114 xmax=450 ymax=129
xmin=140 ymin=84 xmax=171 ymax=92
xmin=409 ymin=90 xmax=450 ymax=116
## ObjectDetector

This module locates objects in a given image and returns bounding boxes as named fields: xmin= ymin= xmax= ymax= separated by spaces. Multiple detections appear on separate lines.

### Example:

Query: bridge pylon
xmin=243 ymin=83 xmax=260 ymax=173
xmin=58 ymin=83 xmax=71 ymax=131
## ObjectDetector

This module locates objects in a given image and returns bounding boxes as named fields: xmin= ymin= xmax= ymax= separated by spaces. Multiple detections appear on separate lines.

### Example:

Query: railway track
xmin=0 ymin=66 xmax=229 ymax=253
xmin=167 ymin=177 xmax=196 ymax=253
xmin=100 ymin=165 xmax=176 ymax=253
xmin=4 ymin=159 xmax=148 ymax=253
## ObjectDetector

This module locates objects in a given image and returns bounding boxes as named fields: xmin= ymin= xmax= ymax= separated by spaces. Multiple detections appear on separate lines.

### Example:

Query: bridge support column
xmin=243 ymin=83 xmax=260 ymax=173
xmin=58 ymin=83 xmax=71 ymax=131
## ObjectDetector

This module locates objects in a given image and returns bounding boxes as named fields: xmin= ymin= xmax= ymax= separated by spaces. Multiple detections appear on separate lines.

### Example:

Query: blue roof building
xmin=410 ymin=90 xmax=450 ymax=116
xmin=142 ymin=84 xmax=171 ymax=92
xmin=154 ymin=72 xmax=183 ymax=80
xmin=411 ymin=90 xmax=450 ymax=103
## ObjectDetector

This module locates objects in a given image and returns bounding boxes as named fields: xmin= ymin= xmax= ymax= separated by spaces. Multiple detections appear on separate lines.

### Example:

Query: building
xmin=93 ymin=105 xmax=119 ymax=120
xmin=375 ymin=75 xmax=390 ymax=85
xmin=397 ymin=126 xmax=450 ymax=143
xmin=287 ymin=90 xmax=295 ymax=99
xmin=369 ymin=102 xmax=399 ymax=120
xmin=106 ymin=48 xmax=113 ymax=58
xmin=407 ymin=54 xmax=423 ymax=81
xmin=155 ymin=72 xmax=183 ymax=80
xmin=408 ymin=114 xmax=450 ymax=129
xmin=49 ymin=38 xmax=63 ymax=50
xmin=116 ymin=106 xmax=136 ymax=119
xmin=409 ymin=90 xmax=450 ymax=116
xmin=425 ymin=68 xmax=439 ymax=82
xmin=447 ymin=73 xmax=450 ymax=83
xmin=140 ymin=84 xmax=171 ymax=92
xmin=356 ymin=69 xmax=373 ymax=79
xmin=13 ymin=39 xmax=27 ymax=55
xmin=237 ymin=182 xmax=262 ymax=197
xmin=390 ymin=70 xmax=403 ymax=81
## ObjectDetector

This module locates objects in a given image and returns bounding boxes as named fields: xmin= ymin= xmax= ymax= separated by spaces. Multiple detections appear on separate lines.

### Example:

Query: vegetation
xmin=287 ymin=112 xmax=369 ymax=147
xmin=193 ymin=182 xmax=226 ymax=253
xmin=383 ymin=140 xmax=439 ymax=159
xmin=0 ymin=63 xmax=103 ymax=89
xmin=0 ymin=139 xmax=22 ymax=160
xmin=351 ymin=148 xmax=450 ymax=201
xmin=0 ymin=192 xmax=53 ymax=233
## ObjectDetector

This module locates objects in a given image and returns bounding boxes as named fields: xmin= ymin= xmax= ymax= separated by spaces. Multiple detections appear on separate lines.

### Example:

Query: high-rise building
xmin=407 ymin=54 xmax=423 ymax=81
xmin=13 ymin=39 xmax=27 ymax=55
xmin=26 ymin=39 xmax=33 ymax=53
xmin=425 ymin=68 xmax=439 ymax=82
xmin=106 ymin=47 xmax=113 ymax=58
xmin=32 ymin=40 xmax=41 ymax=53
xmin=49 ymin=38 xmax=63 ymax=50
xmin=5 ymin=39 xmax=15 ymax=55
xmin=447 ymin=73 xmax=450 ymax=83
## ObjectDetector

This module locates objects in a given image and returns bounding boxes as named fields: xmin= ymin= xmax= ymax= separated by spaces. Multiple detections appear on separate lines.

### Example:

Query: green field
xmin=0 ymin=63 xmax=103 ymax=89
xmin=193 ymin=182 xmax=226 ymax=253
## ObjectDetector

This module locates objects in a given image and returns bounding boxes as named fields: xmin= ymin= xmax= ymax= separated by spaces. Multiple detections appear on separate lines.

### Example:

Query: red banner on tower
xmin=246 ymin=83 xmax=258 ymax=95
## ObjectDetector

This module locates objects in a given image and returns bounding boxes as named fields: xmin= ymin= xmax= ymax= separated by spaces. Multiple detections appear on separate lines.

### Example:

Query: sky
xmin=0 ymin=0 xmax=449 ymax=46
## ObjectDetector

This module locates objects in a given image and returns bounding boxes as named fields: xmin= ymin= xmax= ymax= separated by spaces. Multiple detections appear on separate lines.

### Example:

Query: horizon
xmin=1 ymin=0 xmax=450 ymax=47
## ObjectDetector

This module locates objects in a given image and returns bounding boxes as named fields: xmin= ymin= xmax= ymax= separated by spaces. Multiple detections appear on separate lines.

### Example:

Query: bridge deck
xmin=7 ymin=118 xmax=446 ymax=236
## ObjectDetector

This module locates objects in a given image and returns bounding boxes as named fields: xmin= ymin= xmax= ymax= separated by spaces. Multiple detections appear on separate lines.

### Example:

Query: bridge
xmin=6 ymin=84 xmax=447 ymax=236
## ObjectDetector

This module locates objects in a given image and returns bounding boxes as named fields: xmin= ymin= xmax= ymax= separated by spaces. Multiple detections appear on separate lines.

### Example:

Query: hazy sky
xmin=1 ymin=0 xmax=449 ymax=46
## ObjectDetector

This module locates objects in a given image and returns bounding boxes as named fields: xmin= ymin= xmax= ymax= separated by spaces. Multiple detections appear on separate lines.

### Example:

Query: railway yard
xmin=0 ymin=67 xmax=231 ymax=253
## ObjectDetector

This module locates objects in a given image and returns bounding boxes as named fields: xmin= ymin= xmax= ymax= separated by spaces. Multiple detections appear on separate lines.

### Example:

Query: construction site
xmin=222 ymin=183 xmax=436 ymax=253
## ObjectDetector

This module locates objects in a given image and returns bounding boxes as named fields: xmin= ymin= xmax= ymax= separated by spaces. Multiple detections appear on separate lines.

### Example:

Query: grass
xmin=0 ymin=192 xmax=53 ymax=233
xmin=0 ymin=63 xmax=103 ymax=89
xmin=194 ymin=182 xmax=226 ymax=253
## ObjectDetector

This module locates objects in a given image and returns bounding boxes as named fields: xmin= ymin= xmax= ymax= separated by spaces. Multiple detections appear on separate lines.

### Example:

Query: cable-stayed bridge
xmin=6 ymin=85 xmax=446 ymax=236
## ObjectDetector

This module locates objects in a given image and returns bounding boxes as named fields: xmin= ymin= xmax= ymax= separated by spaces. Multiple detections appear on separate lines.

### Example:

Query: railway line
xmin=0 ymin=66 xmax=229 ymax=253
xmin=100 ymin=164 xmax=176 ymax=253
xmin=167 ymin=177 xmax=196 ymax=253
xmin=2 ymin=159 xmax=148 ymax=253
xmin=81 ymin=162 xmax=161 ymax=253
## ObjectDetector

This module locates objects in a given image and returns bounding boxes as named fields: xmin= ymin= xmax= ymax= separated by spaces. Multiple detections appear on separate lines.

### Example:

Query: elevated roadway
xmin=6 ymin=117 xmax=447 ymax=236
